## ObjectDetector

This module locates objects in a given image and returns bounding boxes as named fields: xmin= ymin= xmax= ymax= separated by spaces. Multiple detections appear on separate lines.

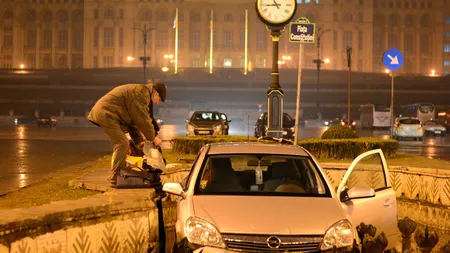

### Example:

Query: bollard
xmin=414 ymin=225 xmax=439 ymax=253
xmin=357 ymin=222 xmax=377 ymax=245
xmin=398 ymin=217 xmax=417 ymax=252
xmin=362 ymin=232 xmax=388 ymax=253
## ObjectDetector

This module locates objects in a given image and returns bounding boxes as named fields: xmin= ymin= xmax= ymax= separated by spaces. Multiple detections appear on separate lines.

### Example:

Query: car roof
xmin=206 ymin=142 xmax=310 ymax=156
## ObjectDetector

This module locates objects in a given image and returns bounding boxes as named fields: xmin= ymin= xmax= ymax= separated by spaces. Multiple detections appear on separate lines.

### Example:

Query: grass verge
xmin=2 ymin=149 xmax=450 ymax=210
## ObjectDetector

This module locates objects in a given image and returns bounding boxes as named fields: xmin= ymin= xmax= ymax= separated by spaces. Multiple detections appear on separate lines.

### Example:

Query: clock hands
xmin=272 ymin=0 xmax=281 ymax=9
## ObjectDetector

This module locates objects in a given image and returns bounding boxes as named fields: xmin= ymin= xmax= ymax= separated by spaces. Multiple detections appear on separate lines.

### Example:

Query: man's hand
xmin=153 ymin=136 xmax=162 ymax=147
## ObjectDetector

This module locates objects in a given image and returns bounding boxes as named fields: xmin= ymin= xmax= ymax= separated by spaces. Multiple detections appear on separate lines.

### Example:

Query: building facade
xmin=0 ymin=0 xmax=449 ymax=75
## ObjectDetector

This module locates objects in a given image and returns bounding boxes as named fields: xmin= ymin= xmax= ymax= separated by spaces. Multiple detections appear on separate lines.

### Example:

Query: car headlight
xmin=185 ymin=217 xmax=225 ymax=248
xmin=324 ymin=121 xmax=329 ymax=126
xmin=321 ymin=219 xmax=354 ymax=251
xmin=187 ymin=124 xmax=195 ymax=134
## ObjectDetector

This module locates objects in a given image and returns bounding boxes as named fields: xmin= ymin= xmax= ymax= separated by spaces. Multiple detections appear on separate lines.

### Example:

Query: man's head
xmin=151 ymin=82 xmax=167 ymax=105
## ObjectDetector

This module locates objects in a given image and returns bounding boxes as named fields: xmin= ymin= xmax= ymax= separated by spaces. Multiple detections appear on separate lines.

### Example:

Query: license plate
xmin=435 ymin=131 xmax=441 ymax=134
xmin=198 ymin=131 xmax=210 ymax=134
xmin=283 ymin=131 xmax=287 ymax=135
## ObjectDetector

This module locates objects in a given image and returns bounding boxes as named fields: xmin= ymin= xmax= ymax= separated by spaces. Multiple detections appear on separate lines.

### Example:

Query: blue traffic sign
xmin=289 ymin=20 xmax=315 ymax=44
xmin=382 ymin=48 xmax=404 ymax=71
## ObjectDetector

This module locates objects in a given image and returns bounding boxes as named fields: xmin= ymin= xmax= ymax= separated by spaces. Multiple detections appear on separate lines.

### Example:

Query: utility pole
xmin=133 ymin=24 xmax=154 ymax=84
xmin=347 ymin=46 xmax=352 ymax=125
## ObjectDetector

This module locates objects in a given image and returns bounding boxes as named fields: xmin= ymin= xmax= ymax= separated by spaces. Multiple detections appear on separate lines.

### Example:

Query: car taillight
xmin=341 ymin=121 xmax=345 ymax=126
xmin=397 ymin=124 xmax=403 ymax=129
xmin=352 ymin=121 xmax=356 ymax=126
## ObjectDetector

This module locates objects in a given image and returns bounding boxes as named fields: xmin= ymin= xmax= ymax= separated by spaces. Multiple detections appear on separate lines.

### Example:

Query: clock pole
xmin=267 ymin=28 xmax=283 ymax=138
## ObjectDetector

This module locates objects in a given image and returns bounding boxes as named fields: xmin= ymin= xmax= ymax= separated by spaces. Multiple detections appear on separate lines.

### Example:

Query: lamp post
xmin=132 ymin=24 xmax=154 ymax=84
xmin=312 ymin=27 xmax=331 ymax=93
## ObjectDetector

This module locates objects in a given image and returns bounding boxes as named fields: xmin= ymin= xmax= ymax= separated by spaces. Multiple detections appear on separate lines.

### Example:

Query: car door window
xmin=343 ymin=153 xmax=387 ymax=191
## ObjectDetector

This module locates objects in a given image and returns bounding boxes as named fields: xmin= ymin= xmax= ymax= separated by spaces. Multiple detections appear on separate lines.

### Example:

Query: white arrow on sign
xmin=387 ymin=54 xmax=399 ymax=65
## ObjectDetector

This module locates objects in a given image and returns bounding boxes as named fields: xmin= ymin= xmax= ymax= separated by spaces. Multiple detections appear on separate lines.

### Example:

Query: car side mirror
xmin=185 ymin=119 xmax=189 ymax=123
xmin=163 ymin=182 xmax=185 ymax=198
xmin=228 ymin=120 xmax=232 ymax=123
xmin=340 ymin=185 xmax=375 ymax=202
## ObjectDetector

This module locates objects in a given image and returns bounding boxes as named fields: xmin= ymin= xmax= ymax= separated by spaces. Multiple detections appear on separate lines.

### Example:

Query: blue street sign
xmin=289 ymin=22 xmax=315 ymax=43
xmin=382 ymin=48 xmax=404 ymax=71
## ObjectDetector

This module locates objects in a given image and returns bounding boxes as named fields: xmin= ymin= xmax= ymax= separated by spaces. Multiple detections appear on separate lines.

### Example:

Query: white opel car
xmin=423 ymin=120 xmax=446 ymax=136
xmin=392 ymin=117 xmax=424 ymax=141
xmin=163 ymin=141 xmax=398 ymax=253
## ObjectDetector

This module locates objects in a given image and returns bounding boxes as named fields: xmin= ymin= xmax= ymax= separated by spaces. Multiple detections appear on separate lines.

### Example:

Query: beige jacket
xmin=87 ymin=83 xmax=156 ymax=142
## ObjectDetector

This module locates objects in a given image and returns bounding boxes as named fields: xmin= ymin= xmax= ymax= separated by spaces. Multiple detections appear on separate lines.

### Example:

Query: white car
xmin=163 ymin=141 xmax=398 ymax=253
xmin=423 ymin=120 xmax=446 ymax=136
xmin=392 ymin=117 xmax=424 ymax=141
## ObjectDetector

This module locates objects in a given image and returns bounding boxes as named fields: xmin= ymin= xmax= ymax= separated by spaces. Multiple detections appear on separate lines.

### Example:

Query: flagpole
xmin=209 ymin=9 xmax=213 ymax=74
xmin=174 ymin=8 xmax=179 ymax=74
xmin=244 ymin=9 xmax=248 ymax=75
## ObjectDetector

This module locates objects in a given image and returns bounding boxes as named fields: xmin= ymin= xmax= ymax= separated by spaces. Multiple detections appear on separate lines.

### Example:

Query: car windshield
xmin=374 ymin=104 xmax=390 ymax=112
xmin=425 ymin=120 xmax=439 ymax=125
xmin=399 ymin=118 xmax=420 ymax=124
xmin=191 ymin=112 xmax=220 ymax=121
xmin=195 ymin=154 xmax=330 ymax=197
xmin=419 ymin=104 xmax=435 ymax=113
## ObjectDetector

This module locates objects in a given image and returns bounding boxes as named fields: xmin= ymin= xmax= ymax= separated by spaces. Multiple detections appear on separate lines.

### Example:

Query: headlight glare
xmin=321 ymin=219 xmax=354 ymax=251
xmin=185 ymin=217 xmax=225 ymax=248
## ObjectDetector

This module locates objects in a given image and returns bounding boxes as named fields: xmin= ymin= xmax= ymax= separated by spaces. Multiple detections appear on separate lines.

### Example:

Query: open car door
xmin=337 ymin=149 xmax=398 ymax=249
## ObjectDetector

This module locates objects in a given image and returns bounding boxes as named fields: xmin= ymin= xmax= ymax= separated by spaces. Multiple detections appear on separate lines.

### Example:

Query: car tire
xmin=172 ymin=239 xmax=193 ymax=253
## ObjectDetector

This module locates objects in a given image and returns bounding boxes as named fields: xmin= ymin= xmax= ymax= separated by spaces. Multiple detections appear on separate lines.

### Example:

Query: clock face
xmin=257 ymin=0 xmax=296 ymax=24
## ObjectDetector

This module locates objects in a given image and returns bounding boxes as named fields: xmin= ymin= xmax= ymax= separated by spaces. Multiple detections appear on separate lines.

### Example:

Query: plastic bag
xmin=143 ymin=141 xmax=166 ymax=172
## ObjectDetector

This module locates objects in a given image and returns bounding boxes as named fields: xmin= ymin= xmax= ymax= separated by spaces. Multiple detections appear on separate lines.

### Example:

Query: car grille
xmin=194 ymin=130 xmax=213 ymax=135
xmin=222 ymin=234 xmax=322 ymax=252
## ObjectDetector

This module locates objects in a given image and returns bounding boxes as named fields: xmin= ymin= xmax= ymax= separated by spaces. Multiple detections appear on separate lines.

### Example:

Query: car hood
xmin=189 ymin=120 xmax=221 ymax=128
xmin=192 ymin=195 xmax=345 ymax=235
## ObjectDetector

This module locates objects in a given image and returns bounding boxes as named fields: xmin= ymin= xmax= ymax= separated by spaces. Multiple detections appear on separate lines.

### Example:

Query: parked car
xmin=163 ymin=140 xmax=398 ymax=253
xmin=254 ymin=112 xmax=295 ymax=139
xmin=186 ymin=111 xmax=227 ymax=136
xmin=14 ymin=116 xmax=37 ymax=125
xmin=392 ymin=117 xmax=423 ymax=141
xmin=36 ymin=116 xmax=57 ymax=127
xmin=423 ymin=120 xmax=446 ymax=136
xmin=219 ymin=112 xmax=231 ymax=135
xmin=324 ymin=118 xmax=355 ymax=129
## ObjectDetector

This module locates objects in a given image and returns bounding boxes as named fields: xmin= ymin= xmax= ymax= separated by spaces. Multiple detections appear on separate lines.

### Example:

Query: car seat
xmin=264 ymin=161 xmax=306 ymax=193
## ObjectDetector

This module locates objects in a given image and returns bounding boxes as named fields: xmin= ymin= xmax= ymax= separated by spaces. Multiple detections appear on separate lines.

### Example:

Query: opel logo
xmin=266 ymin=236 xmax=281 ymax=249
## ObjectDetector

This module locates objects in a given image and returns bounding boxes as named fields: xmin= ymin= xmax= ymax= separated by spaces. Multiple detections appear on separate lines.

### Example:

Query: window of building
xmin=405 ymin=1 xmax=409 ymax=7
xmin=119 ymin=28 xmax=124 ymax=47
xmin=256 ymin=31 xmax=267 ymax=49
xmin=420 ymin=15 xmax=429 ymax=27
xmin=157 ymin=10 xmax=169 ymax=21
xmin=405 ymin=15 xmax=414 ymax=27
xmin=26 ymin=55 xmax=36 ymax=69
xmin=333 ymin=12 xmax=338 ymax=22
xmin=358 ymin=31 xmax=363 ymax=50
xmin=381 ymin=0 xmax=385 ymax=8
xmin=140 ymin=10 xmax=151 ymax=21
xmin=104 ymin=28 xmax=114 ymax=47
xmin=178 ymin=31 xmax=184 ymax=49
xmin=343 ymin=13 xmax=353 ymax=22
xmin=373 ymin=33 xmax=382 ymax=53
xmin=388 ymin=0 xmax=393 ymax=8
xmin=240 ymin=31 xmax=245 ymax=49
xmin=412 ymin=0 xmax=417 ymax=8
xmin=389 ymin=14 xmax=399 ymax=26
xmin=427 ymin=0 xmax=432 ymax=8
xmin=256 ymin=57 xmax=266 ymax=68
xmin=445 ymin=16 xmax=450 ymax=25
xmin=358 ymin=12 xmax=363 ymax=23
xmin=59 ymin=10 xmax=68 ymax=23
xmin=104 ymin=9 xmax=114 ymax=20
xmin=43 ymin=11 xmax=52 ymax=23
xmin=360 ymin=0 xmax=363 ymax=4
xmin=224 ymin=13 xmax=233 ymax=22
xmin=224 ymin=31 xmax=233 ymax=49
xmin=4 ymin=9 xmax=13 ymax=19
xmin=191 ymin=57 xmax=200 ymax=67
xmin=120 ymin=9 xmax=124 ymax=19
xmin=445 ymin=44 xmax=450 ymax=53
xmin=396 ymin=0 xmax=401 ymax=7
xmin=27 ymin=29 xmax=37 ymax=48
xmin=190 ymin=10 xmax=201 ymax=22
xmin=374 ymin=0 xmax=378 ymax=7
xmin=445 ymin=70 xmax=450 ymax=75
xmin=26 ymin=10 xmax=36 ymax=22
xmin=190 ymin=30 xmax=200 ymax=49
xmin=103 ymin=56 xmax=113 ymax=67
xmin=157 ymin=30 xmax=168 ymax=48
xmin=93 ymin=56 xmax=98 ymax=68
xmin=4 ymin=35 xmax=12 ymax=48
xmin=94 ymin=9 xmax=99 ymax=19
xmin=420 ymin=34 xmax=429 ymax=55
xmin=358 ymin=59 xmax=363 ymax=71
xmin=420 ymin=0 xmax=425 ymax=8
xmin=94 ymin=27 xmax=99 ymax=47
xmin=445 ymin=32 xmax=450 ymax=38
xmin=58 ymin=30 xmax=68 ymax=49
xmin=73 ymin=55 xmax=83 ymax=68
xmin=4 ymin=26 xmax=12 ymax=32
xmin=334 ymin=0 xmax=338 ymax=3
xmin=206 ymin=30 xmax=217 ymax=48
xmin=43 ymin=55 xmax=52 ymax=68
xmin=43 ymin=30 xmax=52 ymax=49
xmin=333 ymin=30 xmax=338 ymax=50
xmin=444 ymin=61 xmax=450 ymax=66
xmin=343 ymin=31 xmax=352 ymax=49
xmin=388 ymin=33 xmax=398 ymax=48
xmin=404 ymin=33 xmax=413 ymax=54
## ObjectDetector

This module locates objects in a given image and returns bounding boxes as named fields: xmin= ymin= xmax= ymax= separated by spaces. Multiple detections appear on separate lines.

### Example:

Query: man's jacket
xmin=87 ymin=83 xmax=156 ymax=142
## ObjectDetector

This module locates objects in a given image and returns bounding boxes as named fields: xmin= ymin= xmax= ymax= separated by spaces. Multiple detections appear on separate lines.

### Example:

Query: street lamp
xmin=132 ymin=24 xmax=154 ymax=84
xmin=127 ymin=56 xmax=135 ymax=61
xmin=19 ymin=64 xmax=25 ymax=69
xmin=313 ymin=27 xmax=331 ymax=92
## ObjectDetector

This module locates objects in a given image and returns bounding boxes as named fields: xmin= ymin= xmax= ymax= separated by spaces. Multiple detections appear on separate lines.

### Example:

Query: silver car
xmin=423 ymin=120 xmax=446 ymax=136
xmin=163 ymin=142 xmax=398 ymax=253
